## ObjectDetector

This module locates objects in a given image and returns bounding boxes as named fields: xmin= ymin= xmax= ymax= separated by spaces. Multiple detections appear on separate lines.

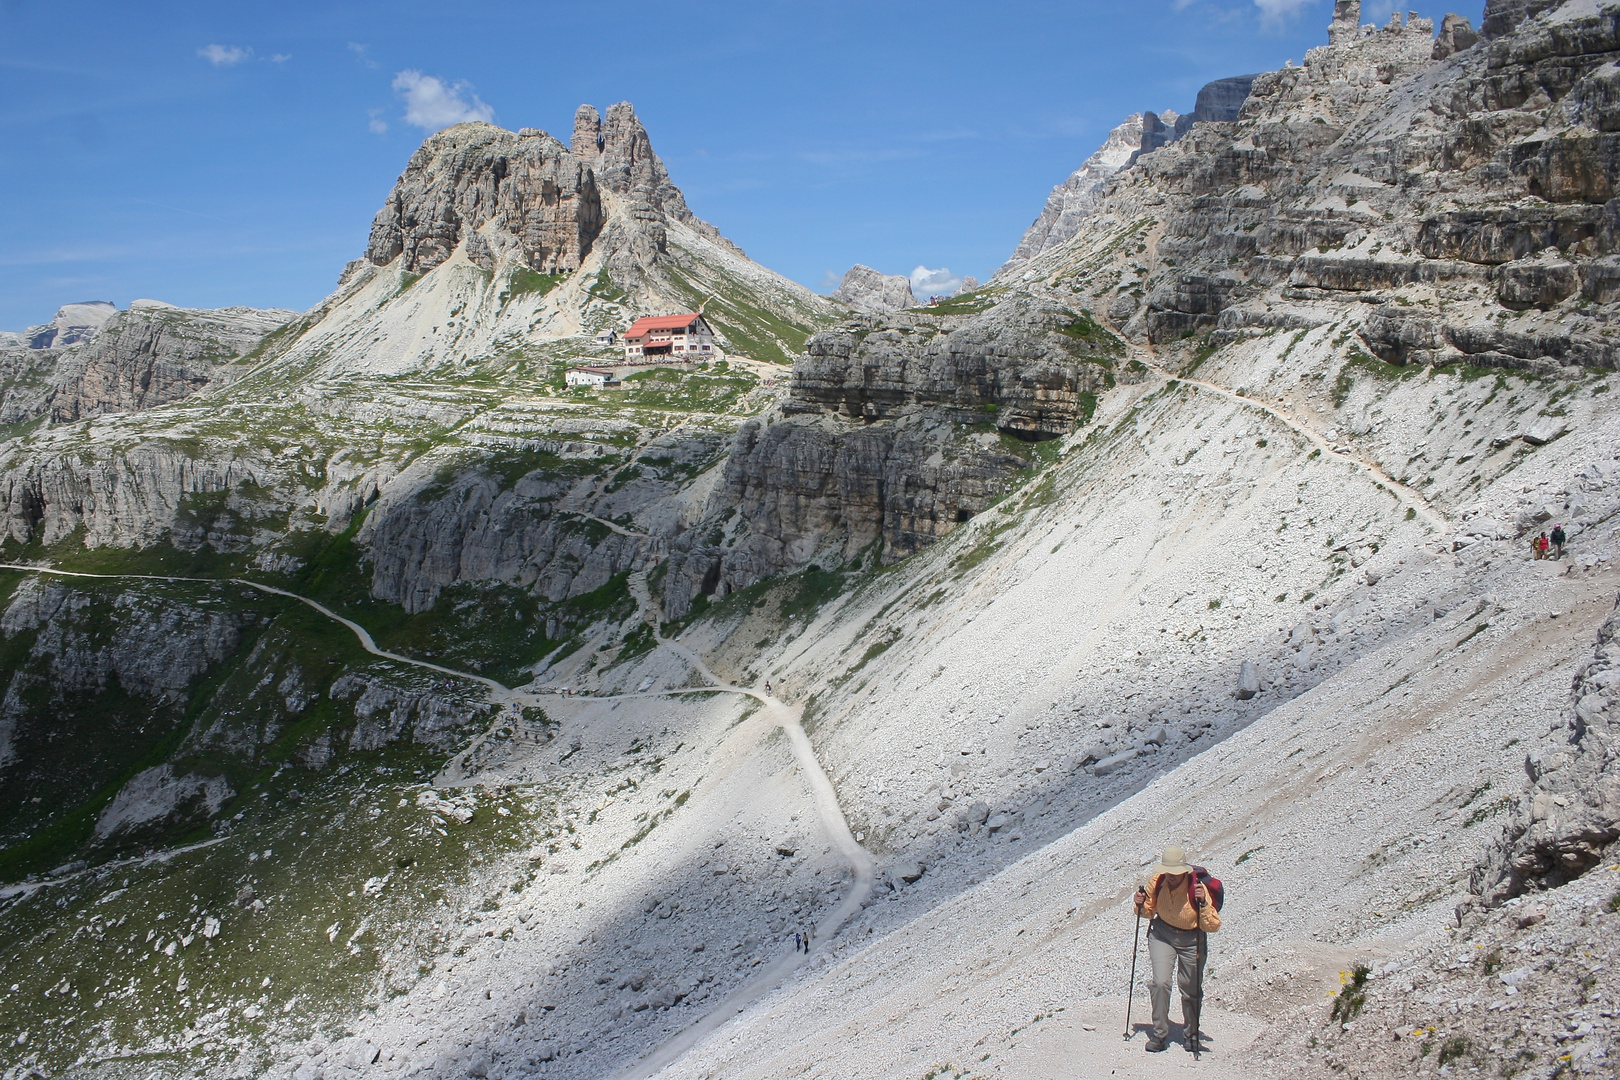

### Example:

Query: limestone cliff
xmin=0 ymin=300 xmax=292 ymax=426
xmin=998 ymin=113 xmax=1161 ymax=276
xmin=658 ymin=298 xmax=1124 ymax=616
xmin=365 ymin=123 xmax=604 ymax=275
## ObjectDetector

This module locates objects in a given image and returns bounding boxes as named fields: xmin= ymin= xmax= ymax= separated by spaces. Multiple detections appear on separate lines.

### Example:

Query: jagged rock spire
xmin=570 ymin=102 xmax=694 ymax=223
xmin=1328 ymin=0 xmax=1361 ymax=44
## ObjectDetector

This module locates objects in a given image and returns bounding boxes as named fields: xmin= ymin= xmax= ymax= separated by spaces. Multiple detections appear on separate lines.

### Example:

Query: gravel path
xmin=0 ymin=561 xmax=875 ymax=1080
xmin=610 ymin=572 xmax=875 ymax=1080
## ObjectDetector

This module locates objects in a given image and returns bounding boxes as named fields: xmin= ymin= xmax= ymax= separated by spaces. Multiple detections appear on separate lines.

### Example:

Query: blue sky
xmin=0 ymin=0 xmax=1472 ymax=329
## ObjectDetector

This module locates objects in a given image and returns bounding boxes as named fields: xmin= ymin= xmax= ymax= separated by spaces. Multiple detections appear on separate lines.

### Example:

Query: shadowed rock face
xmin=1473 ymin=602 xmax=1620 ymax=905
xmin=365 ymin=122 xmax=604 ymax=275
xmin=659 ymin=414 xmax=1031 ymax=615
xmin=789 ymin=299 xmax=1116 ymax=441
xmin=1172 ymin=75 xmax=1260 ymax=140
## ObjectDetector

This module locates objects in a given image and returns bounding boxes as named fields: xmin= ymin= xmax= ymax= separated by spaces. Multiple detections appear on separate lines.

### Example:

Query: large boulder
xmin=830 ymin=265 xmax=915 ymax=314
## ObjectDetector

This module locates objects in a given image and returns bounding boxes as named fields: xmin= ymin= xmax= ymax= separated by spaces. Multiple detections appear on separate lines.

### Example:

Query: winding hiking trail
xmin=605 ymin=573 xmax=876 ymax=1079
xmin=1137 ymin=356 xmax=1450 ymax=533
xmin=0 ymin=560 xmax=873 ymax=1079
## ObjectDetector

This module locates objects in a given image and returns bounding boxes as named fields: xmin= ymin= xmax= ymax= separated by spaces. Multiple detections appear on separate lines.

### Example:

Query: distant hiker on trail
xmin=1552 ymin=524 xmax=1567 ymax=559
xmin=1534 ymin=532 xmax=1550 ymax=560
xmin=1132 ymin=846 xmax=1221 ymax=1054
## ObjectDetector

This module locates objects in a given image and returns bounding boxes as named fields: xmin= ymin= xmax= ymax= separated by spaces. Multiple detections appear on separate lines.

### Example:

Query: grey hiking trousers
xmin=1146 ymin=918 xmax=1203 ymax=1042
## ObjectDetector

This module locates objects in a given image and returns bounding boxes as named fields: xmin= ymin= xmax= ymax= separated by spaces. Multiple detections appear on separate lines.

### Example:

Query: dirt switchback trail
xmin=0 ymin=562 xmax=875 ymax=1078
xmin=1135 ymin=356 xmax=1450 ymax=533
xmin=610 ymin=573 xmax=875 ymax=1080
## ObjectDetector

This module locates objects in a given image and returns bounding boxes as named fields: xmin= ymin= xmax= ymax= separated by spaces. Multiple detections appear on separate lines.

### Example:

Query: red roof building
xmin=622 ymin=313 xmax=715 ymax=362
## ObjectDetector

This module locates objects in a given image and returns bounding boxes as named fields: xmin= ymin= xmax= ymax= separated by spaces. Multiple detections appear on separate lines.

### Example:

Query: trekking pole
xmin=1193 ymin=926 xmax=1207 ymax=1059
xmin=1124 ymin=907 xmax=1143 ymax=1040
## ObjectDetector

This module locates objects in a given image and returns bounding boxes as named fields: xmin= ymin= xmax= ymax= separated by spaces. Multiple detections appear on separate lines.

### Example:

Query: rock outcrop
xmin=0 ymin=301 xmax=116 ymax=351
xmin=1432 ymin=11 xmax=1481 ymax=57
xmin=1473 ymin=600 xmax=1620 ymax=905
xmin=1000 ymin=72 xmax=1255 ymax=279
xmin=659 ymin=298 xmax=1122 ymax=616
xmin=92 ymin=764 xmax=234 ymax=841
xmin=49 ymin=301 xmax=292 ymax=422
xmin=0 ymin=300 xmax=292 ymax=425
xmin=570 ymin=102 xmax=695 ymax=225
xmin=829 ymin=265 xmax=915 ymax=314
xmin=365 ymin=122 xmax=604 ymax=275
xmin=1007 ymin=0 xmax=1620 ymax=366
xmin=1171 ymin=74 xmax=1260 ymax=139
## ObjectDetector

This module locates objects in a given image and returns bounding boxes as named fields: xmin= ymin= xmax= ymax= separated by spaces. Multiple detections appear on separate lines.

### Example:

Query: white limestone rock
xmin=829 ymin=265 xmax=915 ymax=314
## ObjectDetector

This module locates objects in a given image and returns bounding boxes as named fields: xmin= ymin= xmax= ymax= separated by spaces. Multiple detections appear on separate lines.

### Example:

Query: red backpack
xmin=1189 ymin=866 xmax=1226 ymax=912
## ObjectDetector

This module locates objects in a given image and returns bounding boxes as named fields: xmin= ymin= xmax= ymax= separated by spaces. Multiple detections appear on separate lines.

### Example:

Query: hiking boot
xmin=1184 ymin=1031 xmax=1203 ymax=1054
xmin=1144 ymin=1037 xmax=1168 ymax=1053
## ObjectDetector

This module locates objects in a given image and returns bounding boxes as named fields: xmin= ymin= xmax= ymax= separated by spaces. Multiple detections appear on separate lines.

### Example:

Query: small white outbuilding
xmin=565 ymin=366 xmax=617 ymax=388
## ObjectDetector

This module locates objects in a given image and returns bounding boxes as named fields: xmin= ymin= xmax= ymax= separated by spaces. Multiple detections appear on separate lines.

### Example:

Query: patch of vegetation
xmin=1329 ymin=963 xmax=1370 ymax=1023
xmin=662 ymin=264 xmax=833 ymax=365
xmin=1437 ymin=1035 xmax=1469 ymax=1067
xmin=500 ymin=267 xmax=565 ymax=304
xmin=1464 ymin=795 xmax=1514 ymax=827
xmin=781 ymin=564 xmax=848 ymax=622
xmin=614 ymin=366 xmax=758 ymax=412
xmin=926 ymin=289 xmax=998 ymax=316
xmin=0 ymin=749 xmax=532 ymax=1075
xmin=1055 ymin=311 xmax=1125 ymax=356
xmin=1333 ymin=345 xmax=1420 ymax=407
xmin=586 ymin=269 xmax=627 ymax=303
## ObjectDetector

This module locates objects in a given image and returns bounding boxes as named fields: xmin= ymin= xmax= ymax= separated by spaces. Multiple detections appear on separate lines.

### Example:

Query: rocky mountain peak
xmin=364 ymin=120 xmax=603 ymax=276
xmin=0 ymin=300 xmax=117 ymax=351
xmin=997 ymin=112 xmax=1167 ymax=276
xmin=569 ymin=101 xmax=693 ymax=223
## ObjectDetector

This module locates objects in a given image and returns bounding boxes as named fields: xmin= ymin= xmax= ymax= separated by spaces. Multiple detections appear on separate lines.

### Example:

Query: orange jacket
xmin=1134 ymin=872 xmax=1221 ymax=932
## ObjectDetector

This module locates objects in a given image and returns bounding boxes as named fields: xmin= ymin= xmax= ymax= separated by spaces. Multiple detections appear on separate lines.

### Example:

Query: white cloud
xmin=368 ymin=108 xmax=388 ymax=135
xmin=348 ymin=42 xmax=379 ymax=69
xmin=909 ymin=265 xmax=964 ymax=302
xmin=391 ymin=69 xmax=494 ymax=132
xmin=198 ymin=44 xmax=251 ymax=67
xmin=269 ymin=53 xmax=291 ymax=64
xmin=1252 ymin=0 xmax=1315 ymax=22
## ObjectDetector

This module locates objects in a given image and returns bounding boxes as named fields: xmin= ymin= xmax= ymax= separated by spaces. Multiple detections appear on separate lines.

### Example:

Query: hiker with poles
xmin=1126 ymin=846 xmax=1222 ymax=1054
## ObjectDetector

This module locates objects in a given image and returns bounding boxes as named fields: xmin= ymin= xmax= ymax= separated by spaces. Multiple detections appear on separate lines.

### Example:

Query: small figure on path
xmin=1132 ymin=846 xmax=1221 ymax=1054
xmin=1551 ymin=523 xmax=1567 ymax=559
xmin=765 ymin=681 xmax=772 ymax=695
xmin=1534 ymin=532 xmax=1550 ymax=560
xmin=793 ymin=931 xmax=803 ymax=953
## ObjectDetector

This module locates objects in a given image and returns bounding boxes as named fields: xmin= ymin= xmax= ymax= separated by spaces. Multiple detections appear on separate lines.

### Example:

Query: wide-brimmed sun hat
xmin=1151 ymin=846 xmax=1195 ymax=876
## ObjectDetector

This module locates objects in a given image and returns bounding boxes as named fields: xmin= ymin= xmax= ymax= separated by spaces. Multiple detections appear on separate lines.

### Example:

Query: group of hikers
xmin=1532 ymin=523 xmax=1570 ymax=560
